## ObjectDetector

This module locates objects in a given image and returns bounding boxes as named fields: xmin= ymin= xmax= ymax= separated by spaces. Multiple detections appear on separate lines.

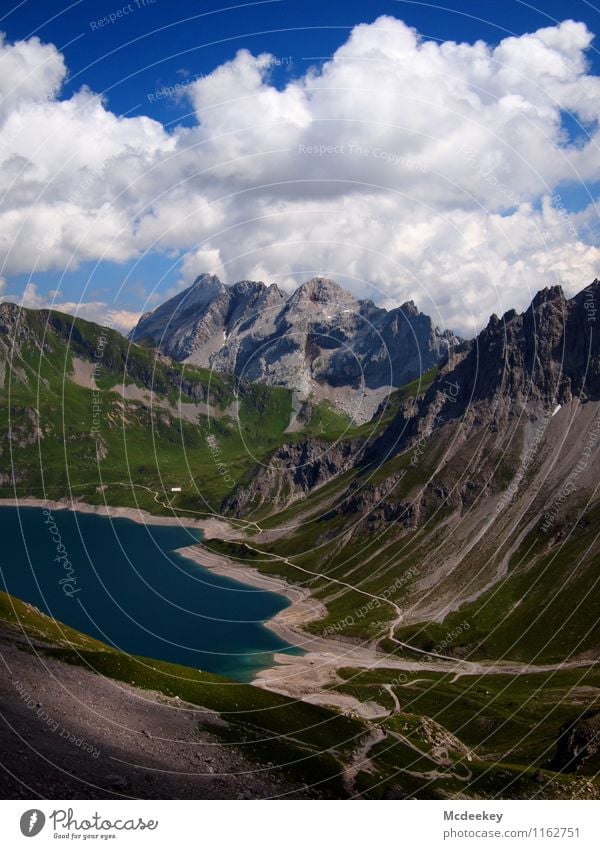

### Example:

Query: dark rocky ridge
xmin=223 ymin=438 xmax=360 ymax=516
xmin=229 ymin=280 xmax=600 ymax=666
xmin=371 ymin=279 xmax=600 ymax=462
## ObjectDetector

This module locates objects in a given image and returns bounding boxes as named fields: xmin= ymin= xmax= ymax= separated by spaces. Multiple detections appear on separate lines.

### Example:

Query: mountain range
xmin=218 ymin=279 xmax=600 ymax=659
xmin=1 ymin=276 xmax=600 ymax=799
xmin=130 ymin=274 xmax=458 ymax=423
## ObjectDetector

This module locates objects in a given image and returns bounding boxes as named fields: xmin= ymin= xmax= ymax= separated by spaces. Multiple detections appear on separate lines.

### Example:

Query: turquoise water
xmin=0 ymin=506 xmax=300 ymax=681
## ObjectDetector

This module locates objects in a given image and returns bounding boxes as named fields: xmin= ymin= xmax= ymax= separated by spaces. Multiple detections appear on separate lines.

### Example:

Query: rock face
xmin=554 ymin=712 xmax=600 ymax=772
xmin=130 ymin=274 xmax=457 ymax=420
xmin=222 ymin=438 xmax=360 ymax=515
xmin=308 ymin=279 xmax=600 ymax=636
xmin=372 ymin=279 xmax=600 ymax=459
xmin=219 ymin=279 xmax=600 ymax=520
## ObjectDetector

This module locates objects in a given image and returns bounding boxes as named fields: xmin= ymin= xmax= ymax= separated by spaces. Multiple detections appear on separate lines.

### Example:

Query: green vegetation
xmin=4 ymin=306 xmax=600 ymax=799
xmin=335 ymin=666 xmax=600 ymax=798
xmin=394 ymin=502 xmax=600 ymax=664
xmin=0 ymin=308 xmax=294 ymax=509
xmin=301 ymin=399 xmax=352 ymax=439
xmin=0 ymin=307 xmax=442 ymax=522
xmin=3 ymin=589 xmax=598 ymax=799
xmin=0 ymin=591 xmax=108 ymax=650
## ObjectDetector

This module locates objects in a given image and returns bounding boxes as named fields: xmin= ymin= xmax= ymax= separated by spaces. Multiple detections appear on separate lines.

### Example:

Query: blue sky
xmin=1 ymin=0 xmax=599 ymax=334
xmin=7 ymin=1 xmax=600 ymax=119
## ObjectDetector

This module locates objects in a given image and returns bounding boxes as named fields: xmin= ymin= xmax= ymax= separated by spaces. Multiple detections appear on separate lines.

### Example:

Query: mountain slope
xmin=0 ymin=302 xmax=352 ymax=511
xmin=3 ymin=283 xmax=600 ymax=800
xmin=211 ymin=280 xmax=600 ymax=662
xmin=0 ymin=590 xmax=359 ymax=799
xmin=4 ymin=281 xmax=599 ymax=660
xmin=2 ymin=591 xmax=599 ymax=800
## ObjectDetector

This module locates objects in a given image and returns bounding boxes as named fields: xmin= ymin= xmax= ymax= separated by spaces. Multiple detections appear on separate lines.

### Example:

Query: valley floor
xmin=2 ymin=497 xmax=598 ymax=714
xmin=3 ymin=497 xmax=600 ymax=801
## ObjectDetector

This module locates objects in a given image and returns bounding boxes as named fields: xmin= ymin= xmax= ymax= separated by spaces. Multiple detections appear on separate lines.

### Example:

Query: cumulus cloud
xmin=0 ymin=32 xmax=66 ymax=119
xmin=0 ymin=17 xmax=599 ymax=334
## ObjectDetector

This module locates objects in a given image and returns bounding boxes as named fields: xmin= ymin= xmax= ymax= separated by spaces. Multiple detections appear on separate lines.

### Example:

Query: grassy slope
xmin=202 ymin=418 xmax=445 ymax=641
xmin=393 ymin=501 xmax=600 ymax=664
xmin=0 ymin=308 xmax=356 ymax=511
xmin=335 ymin=665 xmax=600 ymax=799
xmin=1 ymin=306 xmax=430 ymax=516
xmin=5 ymin=310 xmax=600 ymax=797
xmin=3 ymin=591 xmax=597 ymax=799
xmin=206 ymin=408 xmax=600 ymax=662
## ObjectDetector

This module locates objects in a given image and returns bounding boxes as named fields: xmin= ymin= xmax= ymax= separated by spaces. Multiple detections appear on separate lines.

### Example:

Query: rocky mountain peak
xmin=130 ymin=272 xmax=459 ymax=422
xmin=375 ymin=280 xmax=600 ymax=460
xmin=229 ymin=279 xmax=267 ymax=296
xmin=571 ymin=278 xmax=600 ymax=311
xmin=529 ymin=284 xmax=565 ymax=310
xmin=400 ymin=299 xmax=419 ymax=317
xmin=475 ymin=282 xmax=598 ymax=404
xmin=187 ymin=273 xmax=226 ymax=304
xmin=288 ymin=277 xmax=356 ymax=308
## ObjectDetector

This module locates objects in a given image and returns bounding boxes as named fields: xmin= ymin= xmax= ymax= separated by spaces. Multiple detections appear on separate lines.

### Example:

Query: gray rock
xmin=223 ymin=437 xmax=359 ymax=515
xmin=130 ymin=274 xmax=458 ymax=416
xmin=371 ymin=279 xmax=600 ymax=461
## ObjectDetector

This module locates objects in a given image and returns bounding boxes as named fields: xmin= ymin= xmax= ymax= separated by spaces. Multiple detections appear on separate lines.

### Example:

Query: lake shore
xmin=180 ymin=540 xmax=431 ymax=716
xmin=0 ymin=496 xmax=234 ymax=539
xmin=0 ymin=497 xmax=456 ymax=716
xmin=177 ymin=543 xmax=328 ymax=648
xmin=0 ymin=497 xmax=574 ymax=717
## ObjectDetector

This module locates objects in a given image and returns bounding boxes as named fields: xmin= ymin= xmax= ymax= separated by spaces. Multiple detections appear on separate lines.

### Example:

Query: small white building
xmin=170 ymin=487 xmax=182 ymax=492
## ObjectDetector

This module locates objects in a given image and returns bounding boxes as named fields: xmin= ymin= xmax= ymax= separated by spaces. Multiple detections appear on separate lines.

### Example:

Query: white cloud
xmin=0 ymin=32 xmax=66 ymax=119
xmin=0 ymin=17 xmax=599 ymax=334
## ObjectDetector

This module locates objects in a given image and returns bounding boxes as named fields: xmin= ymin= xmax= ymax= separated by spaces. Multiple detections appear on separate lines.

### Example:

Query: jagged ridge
xmin=130 ymin=274 xmax=458 ymax=422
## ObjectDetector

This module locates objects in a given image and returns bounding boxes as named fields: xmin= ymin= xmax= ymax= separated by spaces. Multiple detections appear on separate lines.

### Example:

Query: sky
xmin=0 ymin=0 xmax=600 ymax=336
